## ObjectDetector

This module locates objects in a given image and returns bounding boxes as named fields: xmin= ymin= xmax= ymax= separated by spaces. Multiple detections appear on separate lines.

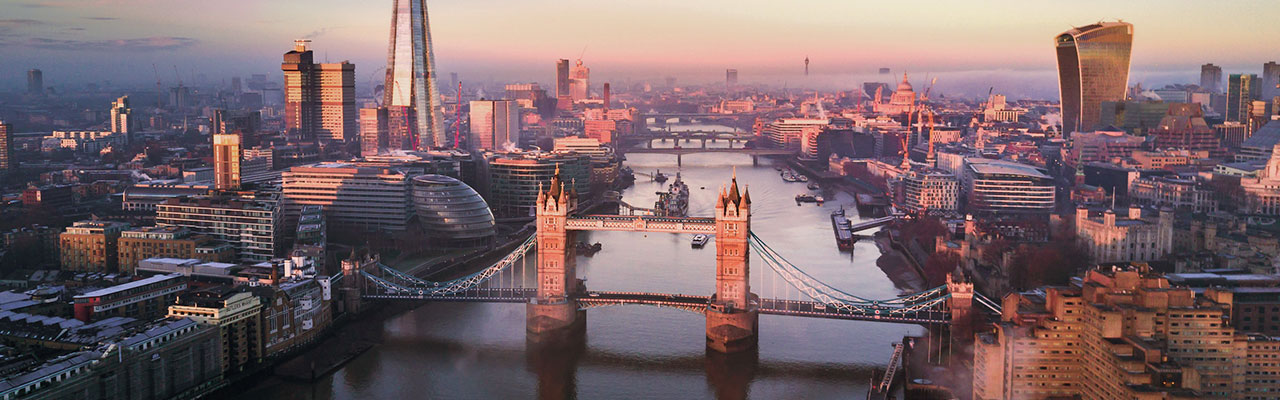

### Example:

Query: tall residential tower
xmin=282 ymin=40 xmax=357 ymax=142
xmin=1200 ymin=63 xmax=1223 ymax=92
xmin=384 ymin=0 xmax=447 ymax=149
xmin=1055 ymin=21 xmax=1133 ymax=136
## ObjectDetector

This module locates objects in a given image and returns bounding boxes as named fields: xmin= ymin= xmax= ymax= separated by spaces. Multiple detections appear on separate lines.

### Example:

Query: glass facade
xmin=384 ymin=0 xmax=446 ymax=149
xmin=1055 ymin=22 xmax=1133 ymax=136
xmin=411 ymin=175 xmax=495 ymax=246
xmin=485 ymin=155 xmax=591 ymax=218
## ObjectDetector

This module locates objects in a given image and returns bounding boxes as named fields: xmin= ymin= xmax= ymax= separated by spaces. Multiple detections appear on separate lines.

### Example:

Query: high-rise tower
xmin=213 ymin=133 xmax=242 ymax=192
xmin=1055 ymin=21 xmax=1133 ymax=136
xmin=384 ymin=0 xmax=447 ymax=149
xmin=283 ymin=40 xmax=357 ymax=142
xmin=555 ymin=59 xmax=571 ymax=111
xmin=1263 ymin=61 xmax=1280 ymax=101
xmin=26 ymin=69 xmax=42 ymax=96
xmin=110 ymin=96 xmax=131 ymax=136
xmin=1201 ymin=63 xmax=1223 ymax=93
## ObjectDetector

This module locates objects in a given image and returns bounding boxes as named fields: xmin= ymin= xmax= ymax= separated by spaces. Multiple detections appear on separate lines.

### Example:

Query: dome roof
xmin=411 ymin=174 xmax=496 ymax=244
xmin=896 ymin=73 xmax=914 ymax=92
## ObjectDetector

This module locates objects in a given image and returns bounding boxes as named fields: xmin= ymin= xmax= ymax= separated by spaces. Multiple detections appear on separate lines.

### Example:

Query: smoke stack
xmin=603 ymin=83 xmax=611 ymax=112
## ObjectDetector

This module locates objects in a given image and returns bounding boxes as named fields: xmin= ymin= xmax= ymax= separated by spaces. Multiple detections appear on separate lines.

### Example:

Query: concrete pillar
xmin=677 ymin=153 xmax=683 ymax=166
xmin=707 ymin=172 xmax=758 ymax=352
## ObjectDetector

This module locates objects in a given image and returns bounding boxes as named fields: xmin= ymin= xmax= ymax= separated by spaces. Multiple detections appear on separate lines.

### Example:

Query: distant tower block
xmin=726 ymin=69 xmax=739 ymax=86
xmin=879 ymin=67 xmax=891 ymax=75
xmin=706 ymin=171 xmax=758 ymax=353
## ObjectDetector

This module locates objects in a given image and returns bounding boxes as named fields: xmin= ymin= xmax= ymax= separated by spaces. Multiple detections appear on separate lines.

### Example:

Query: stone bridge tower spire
xmin=707 ymin=168 xmax=758 ymax=352
xmin=528 ymin=165 xmax=583 ymax=339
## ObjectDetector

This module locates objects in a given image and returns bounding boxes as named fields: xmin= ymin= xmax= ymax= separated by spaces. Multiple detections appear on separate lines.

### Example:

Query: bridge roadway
xmin=566 ymin=215 xmax=717 ymax=234
xmin=847 ymin=216 xmax=897 ymax=233
xmin=623 ymin=147 xmax=794 ymax=156
xmin=363 ymin=289 xmax=950 ymax=324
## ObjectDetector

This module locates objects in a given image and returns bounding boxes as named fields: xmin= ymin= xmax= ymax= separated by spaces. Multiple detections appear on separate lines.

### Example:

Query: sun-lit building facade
xmin=384 ymin=0 xmax=447 ymax=149
xmin=1055 ymin=21 xmax=1133 ymax=135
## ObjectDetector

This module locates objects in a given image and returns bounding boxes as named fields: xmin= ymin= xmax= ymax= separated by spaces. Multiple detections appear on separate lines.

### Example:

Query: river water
xmin=244 ymin=129 xmax=922 ymax=399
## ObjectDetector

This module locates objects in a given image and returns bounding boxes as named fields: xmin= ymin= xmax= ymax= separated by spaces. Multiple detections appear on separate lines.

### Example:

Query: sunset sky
xmin=2 ymin=0 xmax=1277 ymax=98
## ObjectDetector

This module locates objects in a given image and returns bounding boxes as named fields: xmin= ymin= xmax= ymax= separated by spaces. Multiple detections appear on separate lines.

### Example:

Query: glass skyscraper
xmin=384 ymin=0 xmax=446 ymax=149
xmin=1055 ymin=21 xmax=1133 ymax=136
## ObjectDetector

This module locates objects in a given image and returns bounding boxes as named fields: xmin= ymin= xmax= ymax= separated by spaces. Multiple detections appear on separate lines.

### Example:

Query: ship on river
xmin=653 ymin=173 xmax=690 ymax=216
xmin=831 ymin=208 xmax=856 ymax=250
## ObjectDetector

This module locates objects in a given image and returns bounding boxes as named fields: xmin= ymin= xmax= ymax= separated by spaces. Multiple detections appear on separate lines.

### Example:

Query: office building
xmin=556 ymin=59 xmax=571 ymax=110
xmin=1074 ymin=206 xmax=1173 ymax=263
xmin=895 ymin=169 xmax=959 ymax=214
xmin=214 ymin=133 xmax=241 ymax=191
xmin=253 ymin=274 xmax=333 ymax=356
xmin=384 ymin=0 xmax=447 ymax=148
xmin=1150 ymin=103 xmax=1218 ymax=151
xmin=1055 ymin=21 xmax=1134 ymax=135
xmin=22 ymin=184 xmax=74 ymax=210
xmin=72 ymin=273 xmax=187 ymax=322
xmin=762 ymin=118 xmax=829 ymax=148
xmin=484 ymin=153 xmax=591 ymax=218
xmin=282 ymin=40 xmax=357 ymax=141
xmin=411 ymin=175 xmax=496 ymax=247
xmin=726 ymin=69 xmax=738 ymax=86
xmin=26 ymin=69 xmax=42 ymax=96
xmin=1200 ymin=63 xmax=1223 ymax=92
xmin=156 ymin=196 xmax=281 ymax=262
xmin=109 ymin=95 xmax=131 ymax=135
xmin=1264 ymin=61 xmax=1280 ymax=101
xmin=0 ymin=319 xmax=223 ymax=400
xmin=117 ymin=226 xmax=234 ymax=275
xmin=1067 ymin=129 xmax=1143 ymax=167
xmin=1097 ymin=100 xmax=1171 ymax=135
xmin=469 ymin=100 xmax=520 ymax=151
xmin=1228 ymin=73 xmax=1260 ymax=122
xmin=360 ymin=107 xmax=390 ymax=156
xmin=281 ymin=163 xmax=414 ymax=232
xmin=1129 ymin=175 xmax=1218 ymax=213
xmin=964 ymin=159 xmax=1055 ymax=214
xmin=569 ymin=59 xmax=590 ymax=103
xmin=168 ymin=288 xmax=263 ymax=373
xmin=60 ymin=220 xmax=130 ymax=273
xmin=974 ymin=266 xmax=1280 ymax=400
xmin=0 ymin=121 xmax=11 ymax=171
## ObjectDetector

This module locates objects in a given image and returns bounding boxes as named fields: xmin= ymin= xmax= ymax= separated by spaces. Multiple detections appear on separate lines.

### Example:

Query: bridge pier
xmin=751 ymin=155 xmax=758 ymax=167
xmin=677 ymin=153 xmax=682 ymax=166
xmin=527 ymin=299 xmax=586 ymax=344
xmin=705 ymin=303 xmax=759 ymax=353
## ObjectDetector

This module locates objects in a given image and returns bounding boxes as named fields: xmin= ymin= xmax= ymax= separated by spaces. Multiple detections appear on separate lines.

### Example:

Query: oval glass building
xmin=411 ymin=174 xmax=496 ymax=247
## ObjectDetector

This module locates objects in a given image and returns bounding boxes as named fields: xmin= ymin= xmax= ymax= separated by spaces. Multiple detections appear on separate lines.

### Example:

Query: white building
xmin=1242 ymin=143 xmax=1280 ymax=215
xmin=763 ymin=118 xmax=828 ymax=148
xmin=964 ymin=159 xmax=1055 ymax=214
xmin=281 ymin=163 xmax=413 ymax=232
xmin=895 ymin=169 xmax=959 ymax=214
xmin=1075 ymin=206 xmax=1173 ymax=263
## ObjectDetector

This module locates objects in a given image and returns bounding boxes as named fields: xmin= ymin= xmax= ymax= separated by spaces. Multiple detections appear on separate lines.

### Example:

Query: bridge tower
xmin=706 ymin=170 xmax=758 ymax=352
xmin=528 ymin=167 xmax=584 ymax=338
xmin=946 ymin=273 xmax=974 ymax=353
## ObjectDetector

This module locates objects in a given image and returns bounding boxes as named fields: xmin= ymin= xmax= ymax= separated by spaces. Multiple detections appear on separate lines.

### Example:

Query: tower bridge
xmin=342 ymin=168 xmax=999 ymax=353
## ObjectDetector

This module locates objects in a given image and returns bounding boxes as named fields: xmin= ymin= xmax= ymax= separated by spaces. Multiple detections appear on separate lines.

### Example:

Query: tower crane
xmin=453 ymin=81 xmax=463 ymax=149
xmin=152 ymin=64 xmax=163 ymax=108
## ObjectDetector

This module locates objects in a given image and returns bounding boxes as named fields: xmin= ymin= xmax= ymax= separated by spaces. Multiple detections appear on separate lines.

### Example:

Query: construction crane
xmin=453 ymin=81 xmax=463 ymax=149
xmin=152 ymin=64 xmax=163 ymax=108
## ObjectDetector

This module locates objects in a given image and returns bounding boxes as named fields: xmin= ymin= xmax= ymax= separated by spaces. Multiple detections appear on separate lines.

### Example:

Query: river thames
xmin=242 ymin=134 xmax=923 ymax=399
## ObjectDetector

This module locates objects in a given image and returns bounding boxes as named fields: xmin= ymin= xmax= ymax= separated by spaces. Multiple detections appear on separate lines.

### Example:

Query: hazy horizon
xmin=3 ymin=0 xmax=1277 ymax=99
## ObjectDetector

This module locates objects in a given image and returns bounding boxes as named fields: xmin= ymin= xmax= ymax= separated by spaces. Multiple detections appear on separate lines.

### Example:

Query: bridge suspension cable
xmin=748 ymin=233 xmax=951 ymax=316
xmin=364 ymin=235 xmax=537 ymax=296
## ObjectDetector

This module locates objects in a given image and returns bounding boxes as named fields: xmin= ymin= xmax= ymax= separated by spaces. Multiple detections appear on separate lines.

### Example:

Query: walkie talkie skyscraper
xmin=384 ymin=0 xmax=446 ymax=149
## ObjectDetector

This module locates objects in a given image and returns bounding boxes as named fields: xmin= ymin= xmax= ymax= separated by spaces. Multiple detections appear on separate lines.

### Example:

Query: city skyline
xmin=2 ymin=0 xmax=1279 ymax=98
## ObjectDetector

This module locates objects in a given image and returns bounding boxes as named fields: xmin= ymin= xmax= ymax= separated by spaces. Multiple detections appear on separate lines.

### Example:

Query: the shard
xmin=384 ymin=0 xmax=446 ymax=149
